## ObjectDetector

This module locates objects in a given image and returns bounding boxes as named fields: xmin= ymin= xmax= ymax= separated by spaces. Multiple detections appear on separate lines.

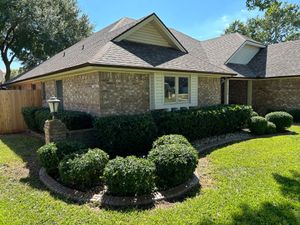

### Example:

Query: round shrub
xmin=152 ymin=134 xmax=192 ymax=148
xmin=37 ymin=143 xmax=59 ymax=176
xmin=148 ymin=144 xmax=198 ymax=189
xmin=265 ymin=111 xmax=293 ymax=132
xmin=58 ymin=148 xmax=109 ymax=190
xmin=249 ymin=116 xmax=268 ymax=135
xmin=104 ymin=156 xmax=156 ymax=196
xmin=266 ymin=122 xmax=277 ymax=134
xmin=251 ymin=111 xmax=259 ymax=117
xmin=55 ymin=140 xmax=86 ymax=159
xmin=37 ymin=140 xmax=86 ymax=177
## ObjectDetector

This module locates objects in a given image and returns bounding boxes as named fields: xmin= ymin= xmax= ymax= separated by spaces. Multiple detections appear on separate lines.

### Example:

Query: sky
xmin=0 ymin=0 xmax=298 ymax=71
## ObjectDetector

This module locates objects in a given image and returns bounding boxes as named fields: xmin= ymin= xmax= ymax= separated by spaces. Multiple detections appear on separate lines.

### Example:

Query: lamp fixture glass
xmin=47 ymin=96 xmax=60 ymax=119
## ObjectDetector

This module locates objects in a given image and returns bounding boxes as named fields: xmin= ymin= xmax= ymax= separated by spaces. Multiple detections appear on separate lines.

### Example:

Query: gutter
xmin=5 ymin=63 xmax=237 ymax=85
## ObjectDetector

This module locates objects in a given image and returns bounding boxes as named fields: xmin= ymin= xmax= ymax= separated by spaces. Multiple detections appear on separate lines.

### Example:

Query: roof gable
xmin=226 ymin=41 xmax=265 ymax=65
xmin=113 ymin=13 xmax=187 ymax=52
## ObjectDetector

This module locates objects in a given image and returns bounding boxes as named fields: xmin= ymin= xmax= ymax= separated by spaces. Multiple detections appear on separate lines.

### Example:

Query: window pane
xmin=164 ymin=77 xmax=176 ymax=103
xmin=178 ymin=77 xmax=189 ymax=102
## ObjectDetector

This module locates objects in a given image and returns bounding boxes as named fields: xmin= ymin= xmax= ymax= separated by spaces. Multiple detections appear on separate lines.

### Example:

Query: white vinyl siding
xmin=228 ymin=44 xmax=260 ymax=65
xmin=190 ymin=76 xmax=198 ymax=106
xmin=150 ymin=73 xmax=198 ymax=110
xmin=125 ymin=20 xmax=173 ymax=48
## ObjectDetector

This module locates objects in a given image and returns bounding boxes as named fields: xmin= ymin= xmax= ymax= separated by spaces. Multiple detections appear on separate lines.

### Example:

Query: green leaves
xmin=0 ymin=0 xmax=93 ymax=81
xmin=58 ymin=148 xmax=109 ymax=190
xmin=225 ymin=1 xmax=300 ymax=44
xmin=148 ymin=143 xmax=198 ymax=190
xmin=103 ymin=156 xmax=156 ymax=196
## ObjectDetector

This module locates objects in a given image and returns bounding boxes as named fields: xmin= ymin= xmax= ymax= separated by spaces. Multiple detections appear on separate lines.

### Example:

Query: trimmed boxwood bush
xmin=152 ymin=134 xmax=192 ymax=148
xmin=251 ymin=111 xmax=259 ymax=117
xmin=249 ymin=116 xmax=268 ymax=135
xmin=94 ymin=113 xmax=157 ymax=156
xmin=103 ymin=156 xmax=156 ymax=196
xmin=148 ymin=144 xmax=198 ymax=189
xmin=152 ymin=105 xmax=252 ymax=141
xmin=265 ymin=111 xmax=293 ymax=132
xmin=286 ymin=109 xmax=300 ymax=123
xmin=58 ymin=148 xmax=109 ymax=190
xmin=57 ymin=111 xmax=93 ymax=130
xmin=37 ymin=140 xmax=86 ymax=177
xmin=34 ymin=108 xmax=51 ymax=132
xmin=21 ymin=107 xmax=40 ymax=131
xmin=22 ymin=107 xmax=94 ymax=133
xmin=37 ymin=143 xmax=59 ymax=176
xmin=94 ymin=105 xmax=252 ymax=156
xmin=55 ymin=140 xmax=86 ymax=159
xmin=266 ymin=122 xmax=277 ymax=134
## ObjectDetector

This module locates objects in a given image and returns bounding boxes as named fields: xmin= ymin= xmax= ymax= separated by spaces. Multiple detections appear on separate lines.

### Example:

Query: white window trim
xmin=163 ymin=75 xmax=191 ymax=105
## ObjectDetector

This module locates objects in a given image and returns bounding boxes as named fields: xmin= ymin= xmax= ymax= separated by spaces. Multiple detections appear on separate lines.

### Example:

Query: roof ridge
xmin=267 ymin=39 xmax=300 ymax=46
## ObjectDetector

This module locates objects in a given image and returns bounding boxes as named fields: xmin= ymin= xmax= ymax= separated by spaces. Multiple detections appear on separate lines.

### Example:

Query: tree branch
xmin=9 ymin=53 xmax=16 ymax=64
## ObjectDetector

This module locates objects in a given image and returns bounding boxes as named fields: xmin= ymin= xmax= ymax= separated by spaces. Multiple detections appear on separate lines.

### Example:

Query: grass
xmin=0 ymin=127 xmax=300 ymax=225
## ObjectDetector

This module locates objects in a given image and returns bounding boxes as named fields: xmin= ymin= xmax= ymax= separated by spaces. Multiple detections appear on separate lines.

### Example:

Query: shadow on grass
xmin=273 ymin=170 xmax=300 ymax=202
xmin=230 ymin=202 xmax=299 ymax=225
xmin=198 ymin=202 xmax=299 ymax=225
xmin=199 ymin=130 xmax=298 ymax=158
xmin=0 ymin=134 xmax=84 ymax=205
xmin=0 ymin=133 xmax=201 ymax=209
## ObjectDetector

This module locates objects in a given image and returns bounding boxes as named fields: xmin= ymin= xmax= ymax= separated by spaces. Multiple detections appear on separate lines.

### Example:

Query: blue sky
xmin=1 ymin=0 xmax=298 ymax=71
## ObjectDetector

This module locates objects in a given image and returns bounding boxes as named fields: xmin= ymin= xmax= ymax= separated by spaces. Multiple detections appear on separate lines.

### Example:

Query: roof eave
xmin=6 ymin=63 xmax=236 ymax=85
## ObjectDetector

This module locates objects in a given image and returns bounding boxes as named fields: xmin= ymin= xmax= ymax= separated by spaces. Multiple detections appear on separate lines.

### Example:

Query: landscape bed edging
xmin=39 ymin=167 xmax=200 ymax=207
xmin=39 ymin=130 xmax=295 ymax=207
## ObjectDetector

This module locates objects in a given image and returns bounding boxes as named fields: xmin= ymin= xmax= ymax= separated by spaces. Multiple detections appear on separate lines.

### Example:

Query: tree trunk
xmin=4 ymin=63 xmax=11 ymax=82
xmin=1 ymin=49 xmax=14 ymax=82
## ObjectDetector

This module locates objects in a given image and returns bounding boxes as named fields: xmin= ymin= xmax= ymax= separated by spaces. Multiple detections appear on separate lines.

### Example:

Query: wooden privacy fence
xmin=0 ymin=90 xmax=42 ymax=134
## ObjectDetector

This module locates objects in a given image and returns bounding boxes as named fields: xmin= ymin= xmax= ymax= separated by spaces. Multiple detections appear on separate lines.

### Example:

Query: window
xmin=31 ymin=84 xmax=36 ymax=90
xmin=164 ymin=76 xmax=189 ymax=104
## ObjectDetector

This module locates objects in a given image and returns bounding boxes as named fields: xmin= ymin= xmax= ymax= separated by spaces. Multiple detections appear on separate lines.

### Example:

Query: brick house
xmin=6 ymin=13 xmax=300 ymax=115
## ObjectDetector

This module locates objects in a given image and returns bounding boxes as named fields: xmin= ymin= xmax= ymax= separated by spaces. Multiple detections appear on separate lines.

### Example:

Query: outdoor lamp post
xmin=47 ymin=96 xmax=60 ymax=119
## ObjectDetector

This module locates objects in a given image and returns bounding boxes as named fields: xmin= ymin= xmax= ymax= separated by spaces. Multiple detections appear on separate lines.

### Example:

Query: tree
xmin=246 ymin=0 xmax=278 ymax=10
xmin=0 ymin=0 xmax=93 ymax=82
xmin=224 ymin=1 xmax=300 ymax=44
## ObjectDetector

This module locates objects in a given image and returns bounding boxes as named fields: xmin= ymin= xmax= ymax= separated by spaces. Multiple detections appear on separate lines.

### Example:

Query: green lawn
xmin=0 ymin=127 xmax=300 ymax=225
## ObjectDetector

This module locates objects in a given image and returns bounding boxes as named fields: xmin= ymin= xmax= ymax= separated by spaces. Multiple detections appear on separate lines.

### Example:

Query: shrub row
xmin=249 ymin=111 xmax=293 ymax=135
xmin=38 ymin=135 xmax=198 ymax=195
xmin=94 ymin=105 xmax=252 ymax=156
xmin=22 ymin=107 xmax=93 ymax=133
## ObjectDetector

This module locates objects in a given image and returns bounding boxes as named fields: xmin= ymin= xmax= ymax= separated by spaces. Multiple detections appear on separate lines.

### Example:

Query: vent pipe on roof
xmin=82 ymin=45 xmax=85 ymax=50
xmin=63 ymin=52 xmax=65 ymax=57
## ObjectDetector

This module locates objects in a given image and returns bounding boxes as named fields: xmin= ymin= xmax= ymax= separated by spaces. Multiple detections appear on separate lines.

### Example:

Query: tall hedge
xmin=152 ymin=105 xmax=252 ymax=140
xmin=21 ymin=107 xmax=41 ymax=131
xmin=94 ymin=113 xmax=157 ymax=156
xmin=94 ymin=105 xmax=252 ymax=156
xmin=22 ymin=107 xmax=94 ymax=133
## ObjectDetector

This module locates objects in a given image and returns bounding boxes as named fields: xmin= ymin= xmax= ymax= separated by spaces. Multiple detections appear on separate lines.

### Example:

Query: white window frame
xmin=163 ymin=75 xmax=190 ymax=105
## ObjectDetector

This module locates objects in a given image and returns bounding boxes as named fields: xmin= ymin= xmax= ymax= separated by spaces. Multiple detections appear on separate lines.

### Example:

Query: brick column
xmin=44 ymin=119 xmax=67 ymax=144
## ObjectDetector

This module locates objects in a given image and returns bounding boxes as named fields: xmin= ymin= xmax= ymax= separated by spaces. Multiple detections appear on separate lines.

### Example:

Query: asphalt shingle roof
xmin=248 ymin=40 xmax=300 ymax=78
xmin=8 ymin=14 xmax=300 ymax=83
xmin=201 ymin=33 xmax=300 ymax=78
xmin=10 ymin=14 xmax=233 ymax=84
